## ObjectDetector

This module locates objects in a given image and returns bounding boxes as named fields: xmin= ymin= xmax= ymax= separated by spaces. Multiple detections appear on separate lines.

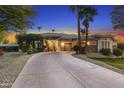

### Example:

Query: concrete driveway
xmin=12 ymin=52 xmax=124 ymax=88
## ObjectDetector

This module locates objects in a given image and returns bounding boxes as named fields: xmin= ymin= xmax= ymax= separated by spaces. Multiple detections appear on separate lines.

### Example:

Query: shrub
xmin=79 ymin=46 xmax=85 ymax=54
xmin=27 ymin=49 xmax=33 ymax=54
xmin=118 ymin=43 xmax=124 ymax=50
xmin=73 ymin=45 xmax=84 ymax=54
xmin=0 ymin=46 xmax=19 ymax=52
xmin=100 ymin=48 xmax=111 ymax=56
xmin=27 ymin=45 xmax=33 ymax=54
xmin=21 ymin=46 xmax=27 ymax=52
xmin=113 ymin=48 xmax=123 ymax=56
xmin=73 ymin=45 xmax=80 ymax=54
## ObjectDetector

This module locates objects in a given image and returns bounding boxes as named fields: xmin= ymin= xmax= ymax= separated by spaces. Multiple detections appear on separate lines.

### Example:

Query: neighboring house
xmin=0 ymin=32 xmax=16 ymax=44
xmin=41 ymin=33 xmax=117 ymax=52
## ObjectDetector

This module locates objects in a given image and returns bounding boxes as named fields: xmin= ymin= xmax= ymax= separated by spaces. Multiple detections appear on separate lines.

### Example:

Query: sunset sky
xmin=31 ymin=5 xmax=114 ymax=33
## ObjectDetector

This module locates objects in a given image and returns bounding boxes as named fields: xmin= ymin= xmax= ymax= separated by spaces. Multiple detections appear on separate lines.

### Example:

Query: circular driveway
xmin=12 ymin=52 xmax=124 ymax=88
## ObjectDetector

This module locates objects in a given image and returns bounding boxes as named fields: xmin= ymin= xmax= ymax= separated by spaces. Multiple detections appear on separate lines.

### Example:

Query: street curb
xmin=72 ymin=54 xmax=124 ymax=75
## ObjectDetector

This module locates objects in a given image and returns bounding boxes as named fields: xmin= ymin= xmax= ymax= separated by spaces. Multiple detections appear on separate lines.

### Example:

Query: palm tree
xmin=80 ymin=28 xmax=86 ymax=37
xmin=81 ymin=6 xmax=98 ymax=53
xmin=51 ymin=29 xmax=55 ymax=33
xmin=111 ymin=6 xmax=124 ymax=29
xmin=38 ymin=26 xmax=42 ymax=32
xmin=0 ymin=6 xmax=36 ymax=32
xmin=70 ymin=6 xmax=85 ymax=50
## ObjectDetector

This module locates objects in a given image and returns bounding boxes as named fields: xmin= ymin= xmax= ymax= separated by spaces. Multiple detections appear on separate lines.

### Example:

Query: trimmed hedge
xmin=0 ymin=46 xmax=19 ymax=52
xmin=113 ymin=48 xmax=123 ymax=56
xmin=100 ymin=48 xmax=111 ymax=56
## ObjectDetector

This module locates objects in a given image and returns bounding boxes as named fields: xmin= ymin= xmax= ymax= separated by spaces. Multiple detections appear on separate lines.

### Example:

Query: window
xmin=105 ymin=41 xmax=107 ymax=48
xmin=108 ymin=41 xmax=110 ymax=48
xmin=102 ymin=41 xmax=104 ymax=48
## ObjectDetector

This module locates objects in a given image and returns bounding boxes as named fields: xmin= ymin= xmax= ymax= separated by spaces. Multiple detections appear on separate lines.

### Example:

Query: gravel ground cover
xmin=0 ymin=52 xmax=31 ymax=88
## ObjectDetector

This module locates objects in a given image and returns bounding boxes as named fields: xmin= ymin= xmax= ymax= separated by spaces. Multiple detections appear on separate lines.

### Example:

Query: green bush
xmin=73 ymin=45 xmax=84 ymax=54
xmin=100 ymin=48 xmax=111 ymax=56
xmin=113 ymin=48 xmax=123 ymax=56
xmin=22 ymin=46 xmax=27 ymax=52
xmin=0 ymin=46 xmax=19 ymax=52
xmin=79 ymin=46 xmax=85 ymax=54
xmin=27 ymin=45 xmax=32 ymax=54
xmin=118 ymin=43 xmax=124 ymax=50
xmin=73 ymin=45 xmax=80 ymax=54
xmin=27 ymin=49 xmax=33 ymax=54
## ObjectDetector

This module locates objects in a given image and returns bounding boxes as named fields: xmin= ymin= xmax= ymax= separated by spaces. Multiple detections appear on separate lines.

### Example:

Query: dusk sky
xmin=32 ymin=5 xmax=114 ymax=33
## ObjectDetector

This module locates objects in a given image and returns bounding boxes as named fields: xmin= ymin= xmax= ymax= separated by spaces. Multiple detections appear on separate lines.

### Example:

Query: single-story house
xmin=41 ymin=33 xmax=117 ymax=52
xmin=1 ymin=32 xmax=117 ymax=52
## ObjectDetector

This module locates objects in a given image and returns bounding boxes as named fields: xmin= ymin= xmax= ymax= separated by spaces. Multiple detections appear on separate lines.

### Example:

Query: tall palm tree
xmin=38 ymin=26 xmax=42 ymax=32
xmin=70 ymin=5 xmax=85 ymax=50
xmin=81 ymin=6 xmax=98 ymax=53
xmin=0 ymin=5 xmax=36 ymax=32
xmin=51 ymin=29 xmax=55 ymax=33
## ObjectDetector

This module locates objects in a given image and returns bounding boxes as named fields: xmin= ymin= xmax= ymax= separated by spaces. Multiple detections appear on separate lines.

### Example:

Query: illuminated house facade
xmin=41 ymin=33 xmax=117 ymax=52
xmin=2 ymin=32 xmax=117 ymax=52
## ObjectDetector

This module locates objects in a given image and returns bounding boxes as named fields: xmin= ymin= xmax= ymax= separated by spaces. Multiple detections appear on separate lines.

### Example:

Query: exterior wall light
xmin=61 ymin=42 xmax=65 ymax=46
xmin=87 ymin=42 xmax=90 ymax=45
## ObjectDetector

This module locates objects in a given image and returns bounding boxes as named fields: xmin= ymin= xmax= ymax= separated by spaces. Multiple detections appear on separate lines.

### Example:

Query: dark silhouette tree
xmin=51 ymin=29 xmax=55 ymax=33
xmin=70 ymin=5 xmax=85 ymax=53
xmin=81 ymin=6 xmax=98 ymax=53
xmin=0 ymin=6 xmax=36 ymax=32
xmin=111 ymin=6 xmax=124 ymax=29
xmin=38 ymin=26 xmax=42 ymax=32
xmin=70 ymin=6 xmax=97 ymax=53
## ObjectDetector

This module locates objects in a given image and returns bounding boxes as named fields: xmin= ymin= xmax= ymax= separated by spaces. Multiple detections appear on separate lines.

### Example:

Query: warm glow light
xmin=6 ymin=33 xmax=16 ymax=43
xmin=61 ymin=42 xmax=65 ymax=46
xmin=87 ymin=42 xmax=90 ymax=45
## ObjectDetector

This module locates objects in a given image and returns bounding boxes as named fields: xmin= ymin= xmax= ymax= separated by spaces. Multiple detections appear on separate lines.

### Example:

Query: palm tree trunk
xmin=85 ymin=26 xmax=88 ymax=53
xmin=76 ymin=6 xmax=81 ymax=53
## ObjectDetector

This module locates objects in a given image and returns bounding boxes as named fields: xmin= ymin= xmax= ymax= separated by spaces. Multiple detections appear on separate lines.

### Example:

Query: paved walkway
xmin=12 ymin=52 xmax=124 ymax=88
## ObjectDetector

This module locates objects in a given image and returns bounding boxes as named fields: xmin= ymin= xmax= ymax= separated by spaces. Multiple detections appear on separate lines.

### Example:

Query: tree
xmin=38 ymin=26 xmax=42 ymax=32
xmin=70 ymin=5 xmax=85 ymax=51
xmin=81 ymin=6 xmax=97 ymax=53
xmin=0 ymin=31 xmax=5 ymax=44
xmin=16 ymin=34 xmax=44 ymax=53
xmin=0 ymin=6 xmax=36 ymax=32
xmin=111 ymin=6 xmax=124 ymax=29
xmin=52 ymin=29 xmax=55 ymax=33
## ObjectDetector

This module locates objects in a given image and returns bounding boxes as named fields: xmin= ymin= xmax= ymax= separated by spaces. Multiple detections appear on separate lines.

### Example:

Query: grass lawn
xmin=93 ymin=58 xmax=124 ymax=70
xmin=0 ymin=52 xmax=31 ymax=88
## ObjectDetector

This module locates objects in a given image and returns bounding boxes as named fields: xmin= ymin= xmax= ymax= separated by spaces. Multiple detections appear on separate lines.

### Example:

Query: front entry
xmin=64 ymin=43 xmax=72 ymax=51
